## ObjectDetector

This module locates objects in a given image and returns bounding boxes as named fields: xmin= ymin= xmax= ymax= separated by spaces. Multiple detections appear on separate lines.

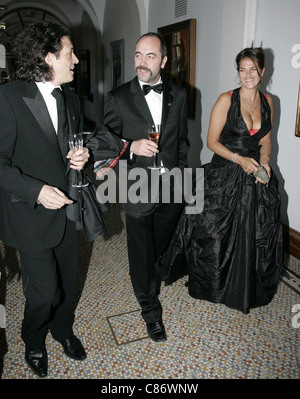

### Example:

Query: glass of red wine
xmin=147 ymin=124 xmax=161 ymax=169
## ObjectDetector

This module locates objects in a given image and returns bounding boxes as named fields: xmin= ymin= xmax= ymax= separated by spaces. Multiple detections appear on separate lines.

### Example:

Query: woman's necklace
xmin=241 ymin=91 xmax=259 ymax=114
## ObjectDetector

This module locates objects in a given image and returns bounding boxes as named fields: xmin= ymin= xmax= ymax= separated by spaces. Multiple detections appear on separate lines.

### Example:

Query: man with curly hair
xmin=0 ymin=21 xmax=90 ymax=378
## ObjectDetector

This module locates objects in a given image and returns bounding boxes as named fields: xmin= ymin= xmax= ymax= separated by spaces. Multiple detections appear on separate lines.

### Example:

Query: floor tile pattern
xmin=0 ymin=203 xmax=299 ymax=379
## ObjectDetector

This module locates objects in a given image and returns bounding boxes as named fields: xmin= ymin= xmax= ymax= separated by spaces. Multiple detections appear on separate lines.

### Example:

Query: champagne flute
xmin=148 ymin=124 xmax=161 ymax=169
xmin=68 ymin=132 xmax=89 ymax=188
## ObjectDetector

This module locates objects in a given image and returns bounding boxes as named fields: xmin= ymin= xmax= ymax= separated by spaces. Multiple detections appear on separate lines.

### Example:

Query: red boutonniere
xmin=168 ymin=103 xmax=171 ymax=107
xmin=72 ymin=116 xmax=75 ymax=121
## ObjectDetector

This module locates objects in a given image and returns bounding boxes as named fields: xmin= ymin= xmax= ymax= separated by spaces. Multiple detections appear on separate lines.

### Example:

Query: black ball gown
xmin=162 ymin=88 xmax=283 ymax=314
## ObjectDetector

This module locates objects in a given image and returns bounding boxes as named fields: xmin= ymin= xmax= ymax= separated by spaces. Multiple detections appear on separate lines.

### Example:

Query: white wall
xmin=146 ymin=0 xmax=300 ymax=230
xmin=147 ymin=0 xmax=248 ymax=168
xmin=102 ymin=0 xmax=142 ymax=99
xmin=255 ymin=0 xmax=300 ymax=229
xmin=92 ymin=0 xmax=300 ymax=232
xmin=99 ymin=0 xmax=248 ymax=170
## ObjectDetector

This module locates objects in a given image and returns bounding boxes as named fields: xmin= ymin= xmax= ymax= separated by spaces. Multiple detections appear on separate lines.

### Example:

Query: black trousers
xmin=125 ymin=201 xmax=183 ymax=323
xmin=18 ymin=219 xmax=78 ymax=349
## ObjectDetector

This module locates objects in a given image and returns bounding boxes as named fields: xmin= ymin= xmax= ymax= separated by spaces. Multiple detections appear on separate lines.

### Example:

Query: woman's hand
xmin=235 ymin=155 xmax=260 ymax=174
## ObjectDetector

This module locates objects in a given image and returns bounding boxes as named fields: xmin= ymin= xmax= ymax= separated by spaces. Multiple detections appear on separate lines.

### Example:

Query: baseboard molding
xmin=283 ymin=224 xmax=300 ymax=260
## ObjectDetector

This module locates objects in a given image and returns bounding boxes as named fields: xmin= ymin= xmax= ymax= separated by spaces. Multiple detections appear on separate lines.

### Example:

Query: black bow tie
xmin=143 ymin=83 xmax=163 ymax=95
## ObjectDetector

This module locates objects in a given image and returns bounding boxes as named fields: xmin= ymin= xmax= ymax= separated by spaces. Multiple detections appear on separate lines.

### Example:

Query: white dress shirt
xmin=139 ymin=78 xmax=165 ymax=171
xmin=36 ymin=81 xmax=61 ymax=134
xmin=139 ymin=78 xmax=163 ymax=127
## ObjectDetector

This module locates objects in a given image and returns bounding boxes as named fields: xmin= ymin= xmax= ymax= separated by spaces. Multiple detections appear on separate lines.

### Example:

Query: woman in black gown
xmin=162 ymin=48 xmax=283 ymax=314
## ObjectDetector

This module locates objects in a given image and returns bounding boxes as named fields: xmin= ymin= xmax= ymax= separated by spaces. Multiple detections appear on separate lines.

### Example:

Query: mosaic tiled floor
xmin=0 ymin=202 xmax=300 ymax=380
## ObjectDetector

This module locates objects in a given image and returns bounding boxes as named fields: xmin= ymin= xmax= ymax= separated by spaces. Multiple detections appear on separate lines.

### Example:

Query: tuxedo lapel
xmin=130 ymin=78 xmax=153 ymax=127
xmin=161 ymin=81 xmax=173 ymax=139
xmin=130 ymin=78 xmax=173 ymax=137
xmin=22 ymin=83 xmax=64 ymax=166
xmin=63 ymin=87 xmax=77 ymax=135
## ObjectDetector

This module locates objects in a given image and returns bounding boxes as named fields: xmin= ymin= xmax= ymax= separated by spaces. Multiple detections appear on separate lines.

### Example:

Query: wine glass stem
xmin=77 ymin=169 xmax=83 ymax=183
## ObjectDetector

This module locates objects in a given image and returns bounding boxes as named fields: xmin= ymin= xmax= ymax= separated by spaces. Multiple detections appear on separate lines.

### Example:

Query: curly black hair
xmin=11 ymin=21 xmax=71 ymax=82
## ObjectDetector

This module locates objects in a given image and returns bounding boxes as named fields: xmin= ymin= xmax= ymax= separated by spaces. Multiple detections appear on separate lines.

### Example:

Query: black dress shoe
xmin=146 ymin=320 xmax=167 ymax=342
xmin=58 ymin=335 xmax=87 ymax=360
xmin=25 ymin=347 xmax=48 ymax=378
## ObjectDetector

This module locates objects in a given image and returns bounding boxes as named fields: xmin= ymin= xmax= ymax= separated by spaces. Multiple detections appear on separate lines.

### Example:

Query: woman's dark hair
xmin=11 ymin=21 xmax=71 ymax=82
xmin=236 ymin=47 xmax=265 ymax=77
xmin=136 ymin=32 xmax=168 ymax=58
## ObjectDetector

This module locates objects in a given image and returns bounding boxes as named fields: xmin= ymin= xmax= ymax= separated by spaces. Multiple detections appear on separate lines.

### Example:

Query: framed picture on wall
xmin=110 ymin=39 xmax=124 ymax=89
xmin=295 ymin=82 xmax=300 ymax=137
xmin=158 ymin=19 xmax=196 ymax=119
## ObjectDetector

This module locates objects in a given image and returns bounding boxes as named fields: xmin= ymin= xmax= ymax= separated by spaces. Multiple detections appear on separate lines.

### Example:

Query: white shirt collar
xmin=35 ymin=81 xmax=61 ymax=134
xmin=139 ymin=78 xmax=162 ymax=89
xmin=36 ymin=81 xmax=61 ymax=97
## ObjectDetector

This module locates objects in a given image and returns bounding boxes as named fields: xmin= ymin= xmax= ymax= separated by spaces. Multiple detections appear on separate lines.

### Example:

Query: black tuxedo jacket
xmin=104 ymin=76 xmax=190 ymax=213
xmin=0 ymin=80 xmax=84 ymax=251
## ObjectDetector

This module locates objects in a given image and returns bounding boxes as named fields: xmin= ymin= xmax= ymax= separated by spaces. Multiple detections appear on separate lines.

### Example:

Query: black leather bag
xmin=66 ymin=171 xmax=106 ymax=242
xmin=66 ymin=125 xmax=124 ymax=241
